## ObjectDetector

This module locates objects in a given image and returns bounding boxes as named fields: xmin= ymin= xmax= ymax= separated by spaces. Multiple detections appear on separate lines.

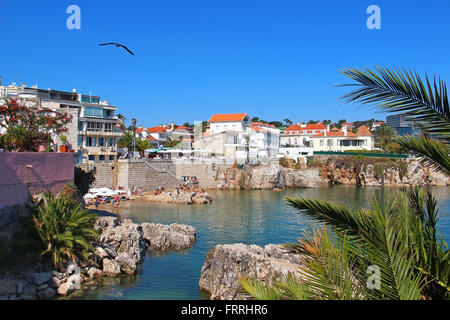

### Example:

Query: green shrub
xmin=33 ymin=193 xmax=97 ymax=270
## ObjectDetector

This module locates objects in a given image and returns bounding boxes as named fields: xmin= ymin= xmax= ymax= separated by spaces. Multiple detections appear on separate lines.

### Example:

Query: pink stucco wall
xmin=0 ymin=152 xmax=74 ymax=209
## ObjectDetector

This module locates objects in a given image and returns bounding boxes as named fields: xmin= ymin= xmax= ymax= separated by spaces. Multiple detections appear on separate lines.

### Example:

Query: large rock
xmin=102 ymin=259 xmax=121 ymax=277
xmin=97 ymin=218 xmax=146 ymax=265
xmin=146 ymin=191 xmax=212 ymax=204
xmin=199 ymin=243 xmax=305 ymax=300
xmin=115 ymin=253 xmax=136 ymax=275
xmin=31 ymin=272 xmax=53 ymax=286
xmin=141 ymin=223 xmax=196 ymax=250
xmin=220 ymin=164 xmax=320 ymax=190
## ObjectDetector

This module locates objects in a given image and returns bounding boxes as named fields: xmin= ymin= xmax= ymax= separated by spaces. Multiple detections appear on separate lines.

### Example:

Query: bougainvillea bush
xmin=0 ymin=98 xmax=71 ymax=151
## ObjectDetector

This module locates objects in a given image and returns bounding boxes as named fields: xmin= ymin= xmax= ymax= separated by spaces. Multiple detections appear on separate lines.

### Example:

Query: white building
xmin=193 ymin=113 xmax=280 ymax=163
xmin=0 ymin=82 xmax=121 ymax=163
xmin=311 ymin=125 xmax=374 ymax=152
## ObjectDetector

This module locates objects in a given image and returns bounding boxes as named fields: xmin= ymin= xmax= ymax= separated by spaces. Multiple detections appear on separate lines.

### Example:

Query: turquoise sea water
xmin=70 ymin=186 xmax=450 ymax=300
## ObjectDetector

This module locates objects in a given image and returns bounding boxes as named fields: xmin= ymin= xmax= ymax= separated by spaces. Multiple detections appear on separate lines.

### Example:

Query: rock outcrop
xmin=313 ymin=155 xmax=450 ymax=186
xmin=145 ymin=191 xmax=213 ymax=204
xmin=141 ymin=223 xmax=197 ymax=250
xmin=217 ymin=164 xmax=320 ymax=190
xmin=199 ymin=243 xmax=305 ymax=300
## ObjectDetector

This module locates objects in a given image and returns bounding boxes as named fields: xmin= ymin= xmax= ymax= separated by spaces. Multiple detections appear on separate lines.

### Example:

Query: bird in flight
xmin=98 ymin=42 xmax=135 ymax=55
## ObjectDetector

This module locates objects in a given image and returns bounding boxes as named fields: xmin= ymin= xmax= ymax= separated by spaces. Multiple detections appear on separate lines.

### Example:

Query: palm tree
xmin=116 ymin=113 xmax=127 ymax=132
xmin=135 ymin=138 xmax=153 ymax=159
xmin=33 ymin=193 xmax=97 ymax=270
xmin=117 ymin=132 xmax=134 ymax=158
xmin=374 ymin=125 xmax=396 ymax=152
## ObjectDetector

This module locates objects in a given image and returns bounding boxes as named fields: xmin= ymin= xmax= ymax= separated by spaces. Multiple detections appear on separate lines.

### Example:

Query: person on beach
xmin=95 ymin=199 xmax=99 ymax=210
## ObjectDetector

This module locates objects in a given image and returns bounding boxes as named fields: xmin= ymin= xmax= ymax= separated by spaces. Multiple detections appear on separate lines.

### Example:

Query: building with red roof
xmin=310 ymin=125 xmax=374 ymax=152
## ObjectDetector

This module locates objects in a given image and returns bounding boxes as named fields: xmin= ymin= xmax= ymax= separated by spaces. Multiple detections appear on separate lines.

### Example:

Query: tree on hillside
xmin=269 ymin=121 xmax=283 ymax=128
xmin=284 ymin=118 xmax=293 ymax=126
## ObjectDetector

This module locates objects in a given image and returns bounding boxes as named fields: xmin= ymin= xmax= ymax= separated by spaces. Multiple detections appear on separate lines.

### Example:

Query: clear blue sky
xmin=1 ymin=0 xmax=449 ymax=127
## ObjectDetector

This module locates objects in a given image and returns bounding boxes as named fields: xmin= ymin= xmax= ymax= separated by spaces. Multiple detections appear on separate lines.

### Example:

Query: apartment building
xmin=0 ymin=82 xmax=121 ymax=163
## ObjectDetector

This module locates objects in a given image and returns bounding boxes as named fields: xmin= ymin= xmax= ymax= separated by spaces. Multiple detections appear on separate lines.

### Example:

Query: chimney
xmin=343 ymin=126 xmax=347 ymax=136
xmin=171 ymin=122 xmax=175 ymax=130
xmin=326 ymin=124 xmax=330 ymax=131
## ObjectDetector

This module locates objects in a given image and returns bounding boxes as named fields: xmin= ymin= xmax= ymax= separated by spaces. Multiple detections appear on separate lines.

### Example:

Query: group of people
xmin=154 ymin=186 xmax=165 ymax=195
xmin=130 ymin=186 xmax=143 ymax=196
xmin=180 ymin=176 xmax=199 ymax=191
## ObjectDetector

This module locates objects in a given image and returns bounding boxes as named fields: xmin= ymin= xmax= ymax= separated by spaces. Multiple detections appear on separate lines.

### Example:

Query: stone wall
xmin=0 ymin=152 xmax=74 ymax=246
xmin=76 ymin=160 xmax=180 ymax=192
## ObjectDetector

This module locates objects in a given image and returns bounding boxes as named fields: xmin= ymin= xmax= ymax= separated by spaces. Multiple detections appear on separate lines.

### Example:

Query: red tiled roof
xmin=176 ymin=125 xmax=192 ymax=130
xmin=356 ymin=125 xmax=373 ymax=136
xmin=136 ymin=128 xmax=144 ymax=133
xmin=209 ymin=113 xmax=248 ymax=123
xmin=146 ymin=126 xmax=168 ymax=133
xmin=147 ymin=136 xmax=157 ymax=141
xmin=284 ymin=123 xmax=326 ymax=132
xmin=313 ymin=131 xmax=357 ymax=137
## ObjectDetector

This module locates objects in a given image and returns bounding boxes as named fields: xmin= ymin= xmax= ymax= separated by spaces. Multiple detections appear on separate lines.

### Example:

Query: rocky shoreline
xmin=199 ymin=243 xmax=306 ymax=300
xmin=0 ymin=215 xmax=197 ymax=300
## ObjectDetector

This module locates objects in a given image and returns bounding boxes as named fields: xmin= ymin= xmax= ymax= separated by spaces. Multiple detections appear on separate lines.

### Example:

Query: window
xmin=104 ymin=123 xmax=112 ymax=132
xmin=327 ymin=139 xmax=333 ymax=147
xmin=85 ymin=107 xmax=103 ymax=117
xmin=87 ymin=122 xmax=102 ymax=132
xmin=109 ymin=155 xmax=115 ymax=161
xmin=320 ymin=139 xmax=324 ymax=146
xmin=98 ymin=137 xmax=105 ymax=147
xmin=88 ymin=155 xmax=95 ymax=161
xmin=86 ymin=137 xmax=96 ymax=147
xmin=233 ymin=136 xmax=238 ymax=144
xmin=99 ymin=155 xmax=105 ymax=161
xmin=108 ymin=138 xmax=115 ymax=147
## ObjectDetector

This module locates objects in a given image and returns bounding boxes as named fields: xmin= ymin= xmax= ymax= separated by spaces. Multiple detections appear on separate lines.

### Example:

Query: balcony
xmin=79 ymin=130 xmax=122 ymax=137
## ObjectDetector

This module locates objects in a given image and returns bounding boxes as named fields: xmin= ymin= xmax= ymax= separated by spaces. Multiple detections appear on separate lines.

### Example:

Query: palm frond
xmin=338 ymin=67 xmax=450 ymax=143
xmin=395 ymin=135 xmax=450 ymax=176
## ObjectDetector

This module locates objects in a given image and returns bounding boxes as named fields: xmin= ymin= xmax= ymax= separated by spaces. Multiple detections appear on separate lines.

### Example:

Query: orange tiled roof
xmin=356 ymin=125 xmax=373 ymax=136
xmin=147 ymin=136 xmax=157 ymax=141
xmin=313 ymin=131 xmax=357 ymax=137
xmin=209 ymin=113 xmax=248 ymax=123
xmin=146 ymin=126 xmax=168 ymax=133
xmin=284 ymin=123 xmax=326 ymax=132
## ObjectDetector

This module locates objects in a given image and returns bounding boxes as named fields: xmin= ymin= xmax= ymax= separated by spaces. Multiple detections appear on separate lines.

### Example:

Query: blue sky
xmin=1 ymin=0 xmax=449 ymax=127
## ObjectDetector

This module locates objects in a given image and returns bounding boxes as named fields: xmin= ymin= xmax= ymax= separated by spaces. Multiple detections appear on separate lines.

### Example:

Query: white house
xmin=311 ymin=125 xmax=374 ymax=152
xmin=209 ymin=113 xmax=250 ymax=135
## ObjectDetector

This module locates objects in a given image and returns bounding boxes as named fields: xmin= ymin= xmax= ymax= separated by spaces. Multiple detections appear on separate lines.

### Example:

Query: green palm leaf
xmin=395 ymin=135 xmax=449 ymax=175
xmin=338 ymin=67 xmax=449 ymax=142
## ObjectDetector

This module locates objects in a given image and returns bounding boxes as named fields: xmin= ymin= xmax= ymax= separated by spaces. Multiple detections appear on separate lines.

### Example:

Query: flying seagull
xmin=98 ymin=42 xmax=135 ymax=55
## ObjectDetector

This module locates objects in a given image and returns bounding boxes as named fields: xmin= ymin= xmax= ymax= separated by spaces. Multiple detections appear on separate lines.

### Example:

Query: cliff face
xmin=312 ymin=155 xmax=449 ymax=187
xmin=215 ymin=164 xmax=321 ymax=190
xmin=213 ymin=156 xmax=449 ymax=189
